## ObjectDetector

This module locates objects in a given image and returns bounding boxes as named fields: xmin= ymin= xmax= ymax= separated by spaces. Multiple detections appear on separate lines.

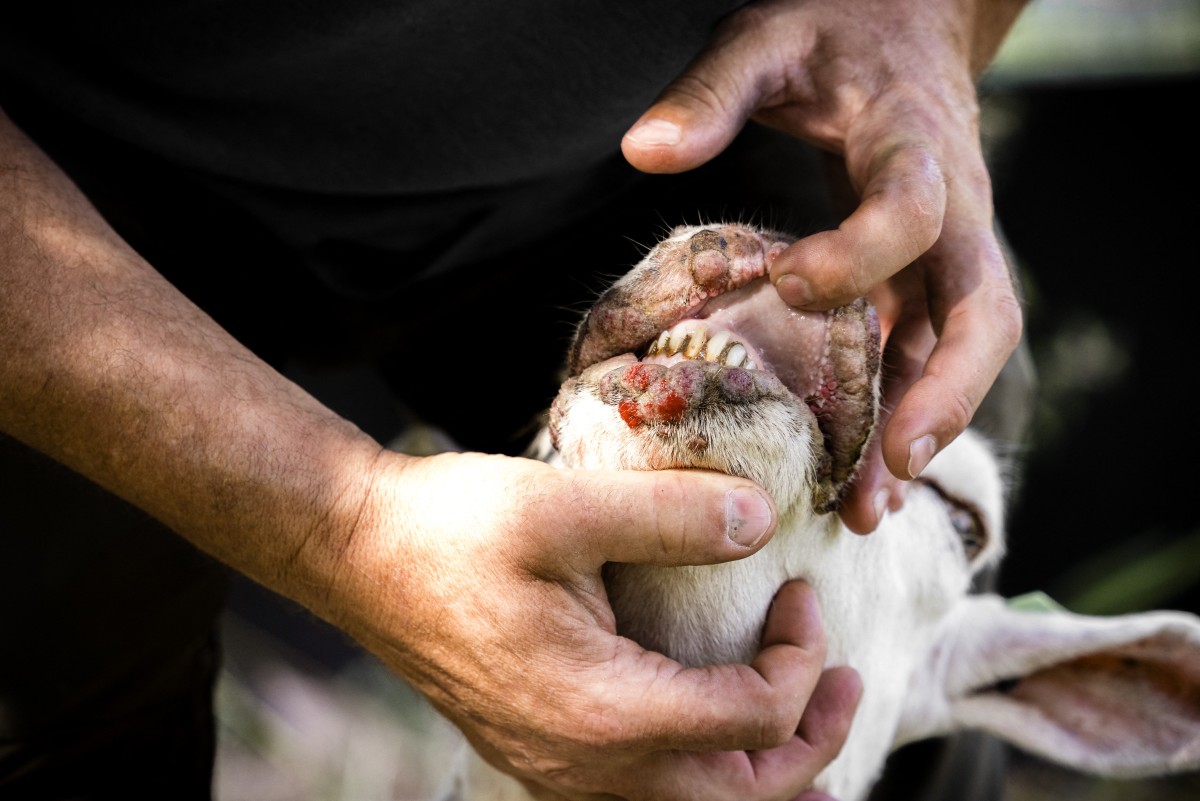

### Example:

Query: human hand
xmin=0 ymin=100 xmax=857 ymax=800
xmin=621 ymin=0 xmax=1027 ymax=533
xmin=328 ymin=450 xmax=861 ymax=801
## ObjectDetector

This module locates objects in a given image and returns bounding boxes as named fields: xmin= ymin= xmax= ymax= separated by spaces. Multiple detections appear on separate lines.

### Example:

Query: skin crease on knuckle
xmin=555 ymin=468 xmax=700 ymax=569
xmin=645 ymin=470 xmax=713 ymax=565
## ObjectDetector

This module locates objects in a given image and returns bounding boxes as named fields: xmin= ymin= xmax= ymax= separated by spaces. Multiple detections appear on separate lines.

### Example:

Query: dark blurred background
xmin=979 ymin=1 xmax=1200 ymax=797
xmin=987 ymin=0 xmax=1200 ymax=622
xmin=213 ymin=1 xmax=1200 ymax=798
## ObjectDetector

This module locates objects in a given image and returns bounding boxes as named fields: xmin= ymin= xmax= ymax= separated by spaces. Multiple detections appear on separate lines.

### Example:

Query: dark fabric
xmin=0 ymin=436 xmax=228 ymax=799
xmin=1 ymin=1 xmax=747 ymax=194
xmin=0 ymin=631 xmax=221 ymax=801
xmin=868 ymin=733 xmax=1008 ymax=801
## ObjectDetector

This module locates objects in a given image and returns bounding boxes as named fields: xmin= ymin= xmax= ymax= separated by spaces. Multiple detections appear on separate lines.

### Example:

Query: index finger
xmin=769 ymin=142 xmax=948 ymax=309
xmin=877 ymin=224 xmax=1023 ymax=481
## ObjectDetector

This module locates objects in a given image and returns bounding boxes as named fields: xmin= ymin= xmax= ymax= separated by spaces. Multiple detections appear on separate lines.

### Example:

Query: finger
xmin=837 ymin=432 xmax=903 ymax=536
xmin=621 ymin=25 xmax=765 ymax=175
xmin=770 ymin=143 xmax=947 ymax=310
xmin=744 ymin=666 xmax=862 ymax=795
xmin=608 ymin=580 xmax=829 ymax=754
xmin=552 ymin=467 xmax=778 ymax=569
xmin=878 ymin=232 xmax=1023 ymax=481
xmin=637 ymin=665 xmax=861 ymax=801
xmin=793 ymin=666 xmax=862 ymax=760
xmin=839 ymin=276 xmax=937 ymax=531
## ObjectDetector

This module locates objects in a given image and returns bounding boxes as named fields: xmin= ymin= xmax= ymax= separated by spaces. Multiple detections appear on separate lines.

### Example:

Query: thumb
xmin=562 ymin=467 xmax=778 ymax=569
xmin=621 ymin=34 xmax=764 ymax=174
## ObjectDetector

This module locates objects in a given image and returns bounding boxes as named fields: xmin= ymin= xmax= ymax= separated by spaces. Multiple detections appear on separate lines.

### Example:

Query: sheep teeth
xmin=644 ymin=321 xmax=755 ymax=369
xmin=682 ymin=331 xmax=705 ymax=359
xmin=647 ymin=329 xmax=670 ymax=357
xmin=705 ymin=330 xmax=732 ymax=361
xmin=723 ymin=343 xmax=750 ymax=368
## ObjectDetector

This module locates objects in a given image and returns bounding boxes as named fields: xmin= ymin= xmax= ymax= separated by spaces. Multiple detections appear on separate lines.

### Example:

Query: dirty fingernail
xmin=726 ymin=487 xmax=773 ymax=547
xmin=907 ymin=435 xmax=938 ymax=479
xmin=625 ymin=118 xmax=681 ymax=146
xmin=774 ymin=273 xmax=813 ymax=308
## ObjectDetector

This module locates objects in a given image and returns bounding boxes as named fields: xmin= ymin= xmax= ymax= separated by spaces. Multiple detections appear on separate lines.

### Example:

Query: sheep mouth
xmin=632 ymin=279 xmax=879 ymax=494
xmin=569 ymin=294 xmax=880 ymax=508
xmin=633 ymin=278 xmax=878 ymax=417
xmin=562 ymin=225 xmax=881 ymax=504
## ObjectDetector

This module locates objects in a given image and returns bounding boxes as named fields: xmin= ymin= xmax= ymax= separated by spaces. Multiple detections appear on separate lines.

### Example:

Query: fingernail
xmin=625 ymin=118 xmax=681 ymax=146
xmin=774 ymin=273 xmax=813 ymax=308
xmin=872 ymin=489 xmax=890 ymax=523
xmin=726 ymin=488 xmax=773 ymax=547
xmin=907 ymin=435 xmax=938 ymax=479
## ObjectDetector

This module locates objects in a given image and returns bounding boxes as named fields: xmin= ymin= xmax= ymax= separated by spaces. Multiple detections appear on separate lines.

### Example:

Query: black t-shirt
xmin=1 ymin=1 xmax=745 ymax=193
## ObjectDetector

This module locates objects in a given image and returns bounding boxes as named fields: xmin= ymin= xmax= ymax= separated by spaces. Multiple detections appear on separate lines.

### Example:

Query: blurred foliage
xmin=1050 ymin=528 xmax=1200 ymax=616
xmin=988 ymin=0 xmax=1200 ymax=84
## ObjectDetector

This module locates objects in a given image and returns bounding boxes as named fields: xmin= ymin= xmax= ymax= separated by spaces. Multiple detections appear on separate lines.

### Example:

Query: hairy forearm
xmin=0 ymin=109 xmax=385 ymax=611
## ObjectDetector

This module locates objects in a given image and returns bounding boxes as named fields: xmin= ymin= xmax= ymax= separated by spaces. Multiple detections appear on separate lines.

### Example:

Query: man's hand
xmin=329 ymin=451 xmax=862 ymax=801
xmin=621 ymin=0 xmax=1027 ymax=533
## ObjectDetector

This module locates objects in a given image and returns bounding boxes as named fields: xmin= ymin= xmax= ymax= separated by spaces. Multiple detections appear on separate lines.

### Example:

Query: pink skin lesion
xmin=567 ymin=226 xmax=791 ymax=375
xmin=601 ymin=360 xmax=789 ymax=430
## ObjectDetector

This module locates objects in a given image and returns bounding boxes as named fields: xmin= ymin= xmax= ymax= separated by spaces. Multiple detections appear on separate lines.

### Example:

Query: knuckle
xmin=756 ymin=704 xmax=800 ymax=748
xmin=648 ymin=471 xmax=696 ymax=562
xmin=668 ymin=71 xmax=737 ymax=120
xmin=723 ymin=0 xmax=773 ymax=32
xmin=992 ymin=289 xmax=1025 ymax=351
xmin=845 ymin=260 xmax=876 ymax=303
xmin=945 ymin=386 xmax=976 ymax=435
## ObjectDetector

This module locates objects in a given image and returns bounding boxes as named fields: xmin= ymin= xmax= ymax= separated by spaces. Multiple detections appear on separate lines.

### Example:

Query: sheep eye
xmin=922 ymin=481 xmax=988 ymax=562
xmin=947 ymin=504 xmax=986 ymax=561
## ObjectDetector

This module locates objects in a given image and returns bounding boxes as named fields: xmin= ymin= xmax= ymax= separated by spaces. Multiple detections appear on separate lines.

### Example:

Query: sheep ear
xmin=896 ymin=594 xmax=1200 ymax=778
